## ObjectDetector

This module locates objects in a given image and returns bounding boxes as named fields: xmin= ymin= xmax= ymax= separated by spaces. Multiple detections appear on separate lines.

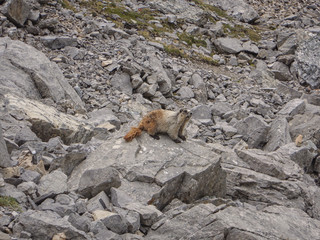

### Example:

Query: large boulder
xmin=2 ymin=94 xmax=93 ymax=144
xmin=0 ymin=0 xmax=30 ymax=27
xmin=68 ymin=129 xmax=226 ymax=210
xmin=0 ymin=37 xmax=85 ymax=112
xmin=204 ymin=0 xmax=259 ymax=23
xmin=147 ymin=203 xmax=320 ymax=239
xmin=295 ymin=35 xmax=320 ymax=89
xmin=13 ymin=210 xmax=88 ymax=240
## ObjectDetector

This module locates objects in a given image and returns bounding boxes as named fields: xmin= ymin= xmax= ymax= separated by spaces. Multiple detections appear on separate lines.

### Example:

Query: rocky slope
xmin=0 ymin=0 xmax=320 ymax=239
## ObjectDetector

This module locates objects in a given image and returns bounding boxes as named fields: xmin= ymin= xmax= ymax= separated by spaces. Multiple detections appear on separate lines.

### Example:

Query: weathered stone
xmin=125 ymin=202 xmax=162 ymax=227
xmin=111 ymin=72 xmax=133 ymax=95
xmin=39 ymin=197 xmax=75 ymax=217
xmin=235 ymin=148 xmax=302 ymax=180
xmin=235 ymin=115 xmax=270 ymax=149
xmin=214 ymin=37 xmax=244 ymax=54
xmin=148 ymin=54 xmax=172 ymax=95
xmin=277 ymin=31 xmax=297 ymax=55
xmin=176 ymin=86 xmax=194 ymax=99
xmin=14 ymin=126 xmax=41 ymax=146
xmin=276 ymin=142 xmax=318 ymax=171
xmin=4 ymin=94 xmax=93 ymax=144
xmin=1 ymin=0 xmax=30 ymax=27
xmin=211 ymin=101 xmax=232 ymax=117
xmin=68 ymin=212 xmax=91 ymax=232
xmin=111 ymin=187 xmax=135 ymax=208
xmin=38 ymin=170 xmax=68 ymax=196
xmin=49 ymin=152 xmax=87 ymax=176
xmin=264 ymin=117 xmax=292 ymax=152
xmin=277 ymin=98 xmax=306 ymax=120
xmin=295 ymin=35 xmax=320 ymax=89
xmin=115 ymin=207 xmax=140 ymax=233
xmin=147 ymin=204 xmax=320 ymax=239
xmin=190 ymin=73 xmax=208 ymax=103
xmin=77 ymin=167 xmax=121 ymax=198
xmin=13 ymin=210 xmax=88 ymax=240
xmin=87 ymin=191 xmax=113 ymax=212
xmin=271 ymin=61 xmax=292 ymax=81
xmin=69 ymin=131 xmax=226 ymax=210
xmin=0 ymin=183 xmax=27 ymax=203
xmin=40 ymin=36 xmax=78 ymax=50
xmin=92 ymin=210 xmax=128 ymax=234
xmin=289 ymin=113 xmax=320 ymax=148
xmin=0 ymin=37 xmax=85 ymax=112
xmin=0 ymin=122 xmax=12 ymax=168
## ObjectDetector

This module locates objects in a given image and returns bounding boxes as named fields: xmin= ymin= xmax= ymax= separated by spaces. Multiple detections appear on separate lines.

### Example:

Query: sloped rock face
xmin=69 ymin=132 xmax=226 ymax=210
xmin=3 ymin=94 xmax=93 ymax=144
xmin=13 ymin=210 xmax=88 ymax=240
xmin=0 ymin=37 xmax=85 ymax=113
xmin=147 ymin=204 xmax=320 ymax=240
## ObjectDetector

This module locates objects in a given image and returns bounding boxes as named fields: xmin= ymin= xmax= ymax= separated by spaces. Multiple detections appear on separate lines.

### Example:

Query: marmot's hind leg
xmin=144 ymin=119 xmax=160 ymax=140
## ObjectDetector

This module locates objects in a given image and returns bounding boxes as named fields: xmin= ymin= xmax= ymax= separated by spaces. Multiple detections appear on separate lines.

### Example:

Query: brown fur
xmin=124 ymin=109 xmax=192 ymax=143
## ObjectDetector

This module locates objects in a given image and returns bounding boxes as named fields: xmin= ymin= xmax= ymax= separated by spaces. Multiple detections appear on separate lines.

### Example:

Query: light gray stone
xmin=0 ymin=37 xmax=85 ymax=112
xmin=20 ymin=169 xmax=41 ymax=183
xmin=271 ymin=61 xmax=292 ymax=81
xmin=1 ymin=0 xmax=30 ymax=27
xmin=277 ymin=98 xmax=306 ymax=120
xmin=38 ymin=170 xmax=68 ymax=196
xmin=295 ymin=35 xmax=320 ymax=89
xmin=49 ymin=152 xmax=87 ymax=176
xmin=14 ymin=126 xmax=41 ymax=146
xmin=211 ymin=101 xmax=232 ymax=117
xmin=0 ymin=122 xmax=12 ymax=167
xmin=214 ymin=37 xmax=244 ymax=54
xmin=235 ymin=115 xmax=270 ymax=149
xmin=68 ymin=212 xmax=91 ymax=232
xmin=235 ymin=148 xmax=302 ymax=180
xmin=87 ymin=191 xmax=113 ymax=212
xmin=92 ymin=210 xmax=128 ymax=234
xmin=264 ymin=117 xmax=292 ymax=152
xmin=147 ymin=204 xmax=320 ymax=239
xmin=13 ymin=210 xmax=88 ymax=240
xmin=68 ymin=131 xmax=226 ymax=210
xmin=111 ymin=72 xmax=133 ymax=95
xmin=176 ymin=86 xmax=194 ymax=99
xmin=40 ymin=35 xmax=78 ymax=50
xmin=0 ymin=183 xmax=27 ymax=203
xmin=78 ymin=167 xmax=121 ymax=198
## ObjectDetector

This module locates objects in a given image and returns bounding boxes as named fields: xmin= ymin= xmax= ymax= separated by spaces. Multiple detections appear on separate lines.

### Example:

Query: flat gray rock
xmin=68 ymin=131 xmax=226 ymax=210
xmin=147 ymin=203 xmax=320 ymax=239
xmin=0 ymin=122 xmax=12 ymax=167
xmin=13 ymin=210 xmax=88 ymax=240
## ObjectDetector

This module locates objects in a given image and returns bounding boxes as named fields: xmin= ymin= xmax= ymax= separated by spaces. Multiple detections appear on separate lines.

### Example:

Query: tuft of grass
xmin=164 ymin=45 xmax=188 ymax=59
xmin=178 ymin=32 xmax=207 ymax=48
xmin=192 ymin=0 xmax=232 ymax=20
xmin=59 ymin=0 xmax=76 ymax=12
xmin=223 ymin=24 xmax=261 ymax=42
xmin=0 ymin=196 xmax=21 ymax=211
xmin=192 ymin=53 xmax=220 ymax=66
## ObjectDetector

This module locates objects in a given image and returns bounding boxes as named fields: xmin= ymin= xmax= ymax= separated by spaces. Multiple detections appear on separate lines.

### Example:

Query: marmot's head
xmin=179 ymin=108 xmax=192 ymax=120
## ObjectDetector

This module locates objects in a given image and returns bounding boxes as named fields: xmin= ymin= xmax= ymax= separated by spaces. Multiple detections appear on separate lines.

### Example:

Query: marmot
xmin=124 ymin=108 xmax=192 ymax=143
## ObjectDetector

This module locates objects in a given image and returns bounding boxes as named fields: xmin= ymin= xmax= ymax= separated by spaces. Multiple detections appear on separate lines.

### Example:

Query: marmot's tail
xmin=124 ymin=127 xmax=143 ymax=142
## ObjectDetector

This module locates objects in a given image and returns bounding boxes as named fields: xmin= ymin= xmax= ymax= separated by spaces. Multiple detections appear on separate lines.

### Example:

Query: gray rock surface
xmin=0 ymin=37 xmax=85 ymax=112
xmin=295 ymin=35 xmax=320 ymax=89
xmin=235 ymin=115 xmax=270 ymax=148
xmin=13 ymin=210 xmax=88 ymax=240
xmin=0 ymin=122 xmax=12 ymax=167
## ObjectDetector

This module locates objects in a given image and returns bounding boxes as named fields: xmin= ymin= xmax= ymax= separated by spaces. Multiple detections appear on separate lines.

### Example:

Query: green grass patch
xmin=59 ymin=0 xmax=76 ymax=11
xmin=223 ymin=24 xmax=261 ymax=42
xmin=0 ymin=196 xmax=21 ymax=211
xmin=191 ymin=0 xmax=231 ymax=20
xmin=164 ymin=44 xmax=188 ymax=59
xmin=178 ymin=32 xmax=207 ymax=47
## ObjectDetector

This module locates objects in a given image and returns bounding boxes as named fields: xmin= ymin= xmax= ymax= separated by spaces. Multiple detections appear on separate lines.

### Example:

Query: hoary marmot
xmin=124 ymin=109 xmax=192 ymax=143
